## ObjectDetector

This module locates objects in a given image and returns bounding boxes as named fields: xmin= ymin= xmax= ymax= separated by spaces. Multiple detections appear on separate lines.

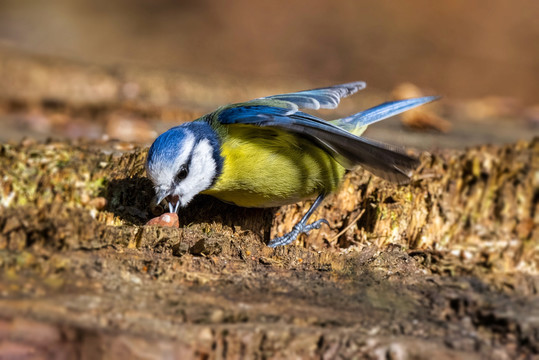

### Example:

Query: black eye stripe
xmin=174 ymin=140 xmax=196 ymax=183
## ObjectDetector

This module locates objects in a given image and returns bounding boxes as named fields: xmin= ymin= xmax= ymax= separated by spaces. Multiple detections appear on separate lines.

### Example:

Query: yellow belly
xmin=202 ymin=125 xmax=345 ymax=207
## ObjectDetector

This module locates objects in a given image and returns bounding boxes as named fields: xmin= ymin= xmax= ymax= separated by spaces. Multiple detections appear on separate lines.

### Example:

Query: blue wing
xmin=258 ymin=81 xmax=366 ymax=110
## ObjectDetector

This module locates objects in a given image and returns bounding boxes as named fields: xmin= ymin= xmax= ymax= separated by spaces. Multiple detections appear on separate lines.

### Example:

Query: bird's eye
xmin=175 ymin=164 xmax=189 ymax=182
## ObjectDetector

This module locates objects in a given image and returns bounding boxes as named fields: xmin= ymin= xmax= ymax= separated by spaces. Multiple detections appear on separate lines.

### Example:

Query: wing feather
xmin=214 ymin=105 xmax=419 ymax=184
xmin=258 ymin=81 xmax=366 ymax=110
xmin=336 ymin=96 xmax=440 ymax=128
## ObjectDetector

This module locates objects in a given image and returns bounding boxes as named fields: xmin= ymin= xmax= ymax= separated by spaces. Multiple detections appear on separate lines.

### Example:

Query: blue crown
xmin=147 ymin=122 xmax=223 ymax=176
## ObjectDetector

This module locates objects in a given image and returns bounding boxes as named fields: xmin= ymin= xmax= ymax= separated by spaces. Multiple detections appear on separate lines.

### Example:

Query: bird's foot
xmin=267 ymin=218 xmax=329 ymax=248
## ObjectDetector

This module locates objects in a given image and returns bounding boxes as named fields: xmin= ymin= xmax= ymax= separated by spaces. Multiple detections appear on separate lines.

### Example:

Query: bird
xmin=145 ymin=81 xmax=437 ymax=247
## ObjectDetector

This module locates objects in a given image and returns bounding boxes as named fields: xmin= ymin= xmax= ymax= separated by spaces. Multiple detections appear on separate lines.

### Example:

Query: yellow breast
xmin=202 ymin=125 xmax=345 ymax=207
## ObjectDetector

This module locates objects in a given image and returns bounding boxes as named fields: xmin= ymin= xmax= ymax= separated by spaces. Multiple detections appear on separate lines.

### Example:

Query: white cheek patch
xmin=177 ymin=139 xmax=217 ymax=206
xmin=149 ymin=132 xmax=196 ymax=188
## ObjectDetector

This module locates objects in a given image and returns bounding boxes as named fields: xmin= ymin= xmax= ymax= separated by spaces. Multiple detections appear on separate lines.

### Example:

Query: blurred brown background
xmin=0 ymin=0 xmax=537 ymax=145
xmin=1 ymin=0 xmax=538 ymax=100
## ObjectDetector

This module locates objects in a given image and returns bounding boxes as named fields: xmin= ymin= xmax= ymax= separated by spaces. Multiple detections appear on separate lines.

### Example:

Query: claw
xmin=267 ymin=194 xmax=328 ymax=248
xmin=268 ymin=218 xmax=329 ymax=248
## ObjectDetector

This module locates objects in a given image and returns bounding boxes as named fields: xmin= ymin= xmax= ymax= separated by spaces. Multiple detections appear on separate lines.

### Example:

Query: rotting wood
xmin=0 ymin=138 xmax=537 ymax=358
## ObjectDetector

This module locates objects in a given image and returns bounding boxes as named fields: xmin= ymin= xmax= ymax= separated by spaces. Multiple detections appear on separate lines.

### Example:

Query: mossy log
xmin=0 ymin=138 xmax=537 ymax=359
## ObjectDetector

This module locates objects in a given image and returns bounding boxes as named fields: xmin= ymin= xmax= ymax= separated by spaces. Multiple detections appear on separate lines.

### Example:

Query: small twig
xmin=329 ymin=209 xmax=365 ymax=242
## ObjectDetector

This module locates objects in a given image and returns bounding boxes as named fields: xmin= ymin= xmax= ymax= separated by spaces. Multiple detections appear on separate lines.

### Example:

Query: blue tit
xmin=145 ymin=82 xmax=437 ymax=247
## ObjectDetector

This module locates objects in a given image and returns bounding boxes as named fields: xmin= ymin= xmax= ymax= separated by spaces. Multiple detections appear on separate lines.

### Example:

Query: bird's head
xmin=145 ymin=122 xmax=223 ymax=213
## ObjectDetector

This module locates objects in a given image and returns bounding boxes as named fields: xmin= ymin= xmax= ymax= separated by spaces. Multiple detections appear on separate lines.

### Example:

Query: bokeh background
xmin=0 ymin=0 xmax=537 ymax=145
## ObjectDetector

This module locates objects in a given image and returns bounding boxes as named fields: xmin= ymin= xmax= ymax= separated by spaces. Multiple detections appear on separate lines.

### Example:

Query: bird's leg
xmin=267 ymin=194 xmax=329 ymax=248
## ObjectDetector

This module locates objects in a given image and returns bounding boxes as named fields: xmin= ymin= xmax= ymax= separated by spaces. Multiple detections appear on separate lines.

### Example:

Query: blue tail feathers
xmin=332 ymin=96 xmax=439 ymax=134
